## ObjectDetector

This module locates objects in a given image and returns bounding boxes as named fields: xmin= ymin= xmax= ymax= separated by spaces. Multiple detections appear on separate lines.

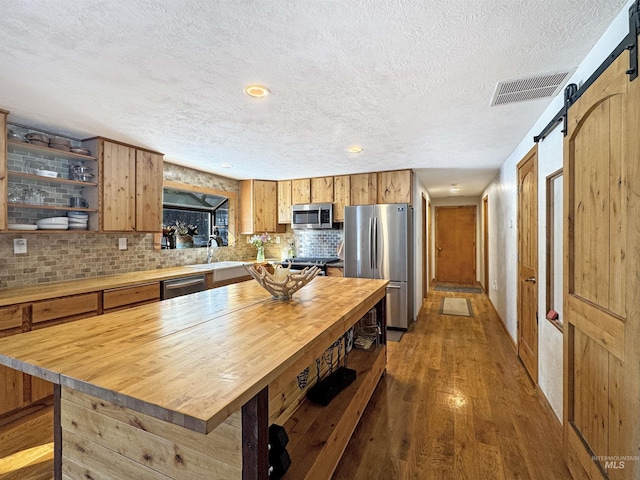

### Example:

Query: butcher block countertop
xmin=0 ymin=263 xmax=249 ymax=307
xmin=0 ymin=277 xmax=387 ymax=434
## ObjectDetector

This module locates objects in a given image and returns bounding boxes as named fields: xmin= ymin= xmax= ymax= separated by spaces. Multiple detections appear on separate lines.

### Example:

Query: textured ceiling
xmin=0 ymin=0 xmax=628 ymax=197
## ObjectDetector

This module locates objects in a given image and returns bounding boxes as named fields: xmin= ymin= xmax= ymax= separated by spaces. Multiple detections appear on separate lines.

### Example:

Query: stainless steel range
xmin=280 ymin=256 xmax=341 ymax=275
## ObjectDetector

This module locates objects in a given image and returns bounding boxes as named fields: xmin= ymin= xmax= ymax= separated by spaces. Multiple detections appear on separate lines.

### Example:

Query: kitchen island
xmin=0 ymin=276 xmax=388 ymax=479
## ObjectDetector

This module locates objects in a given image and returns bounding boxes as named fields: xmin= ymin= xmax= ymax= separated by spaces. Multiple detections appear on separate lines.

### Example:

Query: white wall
xmin=413 ymin=174 xmax=430 ymax=319
xmin=481 ymin=0 xmax=634 ymax=422
xmin=430 ymin=196 xmax=483 ymax=284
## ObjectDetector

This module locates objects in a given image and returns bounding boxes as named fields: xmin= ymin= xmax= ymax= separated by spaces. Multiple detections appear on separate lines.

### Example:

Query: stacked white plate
xmin=67 ymin=211 xmax=89 ymax=230
xmin=36 ymin=217 xmax=69 ymax=230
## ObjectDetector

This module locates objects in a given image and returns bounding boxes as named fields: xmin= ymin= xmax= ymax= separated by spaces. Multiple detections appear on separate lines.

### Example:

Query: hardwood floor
xmin=333 ymin=290 xmax=572 ymax=480
xmin=0 ymin=290 xmax=570 ymax=480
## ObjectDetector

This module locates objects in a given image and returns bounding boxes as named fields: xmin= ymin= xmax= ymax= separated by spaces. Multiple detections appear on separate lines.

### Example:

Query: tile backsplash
xmin=293 ymin=229 xmax=343 ymax=258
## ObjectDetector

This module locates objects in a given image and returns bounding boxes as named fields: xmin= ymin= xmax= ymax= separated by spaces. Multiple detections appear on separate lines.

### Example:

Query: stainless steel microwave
xmin=291 ymin=203 xmax=333 ymax=229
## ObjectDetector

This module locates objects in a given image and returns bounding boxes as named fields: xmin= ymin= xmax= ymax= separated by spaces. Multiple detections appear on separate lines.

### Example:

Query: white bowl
xmin=37 ymin=224 xmax=69 ymax=230
xmin=8 ymin=223 xmax=37 ymax=230
xmin=34 ymin=169 xmax=59 ymax=178
xmin=36 ymin=217 xmax=69 ymax=226
xmin=68 ymin=224 xmax=88 ymax=230
xmin=67 ymin=212 xmax=89 ymax=218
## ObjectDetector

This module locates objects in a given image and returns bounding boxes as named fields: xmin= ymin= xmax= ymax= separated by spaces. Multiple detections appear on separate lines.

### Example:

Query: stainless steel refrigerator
xmin=344 ymin=204 xmax=413 ymax=329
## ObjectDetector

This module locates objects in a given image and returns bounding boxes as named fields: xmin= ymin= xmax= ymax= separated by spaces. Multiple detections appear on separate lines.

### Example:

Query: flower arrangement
xmin=250 ymin=233 xmax=271 ymax=261
xmin=249 ymin=233 xmax=272 ymax=247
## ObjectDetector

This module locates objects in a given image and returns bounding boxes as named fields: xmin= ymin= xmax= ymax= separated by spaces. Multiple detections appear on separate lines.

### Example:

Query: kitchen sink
xmin=185 ymin=261 xmax=251 ymax=281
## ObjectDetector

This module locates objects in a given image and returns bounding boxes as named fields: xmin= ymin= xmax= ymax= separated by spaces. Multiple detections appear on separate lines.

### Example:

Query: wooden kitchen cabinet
xmin=103 ymin=282 xmax=160 ymax=312
xmin=32 ymin=292 xmax=99 ymax=329
xmin=292 ymin=178 xmax=311 ymax=205
xmin=277 ymin=180 xmax=292 ymax=224
xmin=378 ymin=169 xmax=412 ymax=204
xmin=84 ymin=137 xmax=163 ymax=232
xmin=0 ymin=304 xmax=26 ymax=415
xmin=135 ymin=150 xmax=164 ymax=232
xmin=350 ymin=173 xmax=377 ymax=205
xmin=310 ymin=176 xmax=334 ymax=204
xmin=240 ymin=179 xmax=284 ymax=233
xmin=333 ymin=175 xmax=350 ymax=222
xmin=0 ymin=109 xmax=7 ymax=231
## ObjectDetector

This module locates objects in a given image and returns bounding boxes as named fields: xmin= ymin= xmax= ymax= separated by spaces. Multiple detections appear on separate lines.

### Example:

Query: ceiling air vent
xmin=490 ymin=70 xmax=573 ymax=106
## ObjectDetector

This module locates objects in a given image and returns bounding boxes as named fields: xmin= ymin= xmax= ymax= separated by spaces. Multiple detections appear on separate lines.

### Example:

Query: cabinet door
xmin=292 ymin=179 xmax=311 ymax=205
xmin=333 ymin=175 xmax=350 ymax=223
xmin=0 ymin=365 xmax=24 ymax=414
xmin=240 ymin=180 xmax=281 ymax=233
xmin=378 ymin=170 xmax=412 ymax=204
xmin=311 ymin=177 xmax=334 ymax=204
xmin=0 ymin=110 xmax=7 ymax=231
xmin=254 ymin=180 xmax=279 ymax=232
xmin=102 ymin=141 xmax=136 ymax=231
xmin=136 ymin=150 xmax=163 ymax=232
xmin=350 ymin=173 xmax=377 ymax=205
xmin=278 ymin=180 xmax=292 ymax=224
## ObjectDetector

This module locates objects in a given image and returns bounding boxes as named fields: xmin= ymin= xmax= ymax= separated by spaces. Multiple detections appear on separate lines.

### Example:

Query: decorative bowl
xmin=244 ymin=263 xmax=320 ymax=300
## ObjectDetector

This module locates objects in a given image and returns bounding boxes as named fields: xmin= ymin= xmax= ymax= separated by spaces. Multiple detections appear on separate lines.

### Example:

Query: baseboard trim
xmin=488 ymin=297 xmax=516 ymax=352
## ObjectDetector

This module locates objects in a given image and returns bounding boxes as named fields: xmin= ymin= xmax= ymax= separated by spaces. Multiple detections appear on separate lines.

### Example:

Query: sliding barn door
xmin=564 ymin=42 xmax=640 ymax=480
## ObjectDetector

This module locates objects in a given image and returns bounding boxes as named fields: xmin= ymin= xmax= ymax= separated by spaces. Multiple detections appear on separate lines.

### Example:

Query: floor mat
xmin=439 ymin=297 xmax=474 ymax=317
xmin=434 ymin=285 xmax=483 ymax=294
xmin=387 ymin=330 xmax=404 ymax=342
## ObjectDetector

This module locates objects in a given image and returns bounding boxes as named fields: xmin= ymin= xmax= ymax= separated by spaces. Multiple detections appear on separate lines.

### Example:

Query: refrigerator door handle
xmin=374 ymin=216 xmax=378 ymax=271
xmin=386 ymin=285 xmax=401 ymax=289
xmin=369 ymin=217 xmax=374 ymax=269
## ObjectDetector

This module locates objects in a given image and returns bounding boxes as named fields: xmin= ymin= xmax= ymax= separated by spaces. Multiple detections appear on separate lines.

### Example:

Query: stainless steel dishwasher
xmin=161 ymin=274 xmax=207 ymax=299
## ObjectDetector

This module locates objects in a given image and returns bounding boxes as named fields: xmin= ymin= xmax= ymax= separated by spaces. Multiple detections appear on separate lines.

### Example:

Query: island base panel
xmin=59 ymin=387 xmax=242 ymax=479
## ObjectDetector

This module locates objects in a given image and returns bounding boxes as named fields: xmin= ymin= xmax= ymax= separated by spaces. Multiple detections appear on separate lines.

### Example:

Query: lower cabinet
xmin=103 ymin=282 xmax=160 ymax=312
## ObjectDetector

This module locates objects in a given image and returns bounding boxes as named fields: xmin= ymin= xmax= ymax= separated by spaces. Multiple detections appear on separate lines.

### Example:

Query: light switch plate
xmin=14 ymin=238 xmax=27 ymax=254
xmin=118 ymin=238 xmax=127 ymax=250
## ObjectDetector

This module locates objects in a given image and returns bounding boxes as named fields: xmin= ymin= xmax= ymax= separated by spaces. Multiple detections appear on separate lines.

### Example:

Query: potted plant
xmin=174 ymin=221 xmax=198 ymax=249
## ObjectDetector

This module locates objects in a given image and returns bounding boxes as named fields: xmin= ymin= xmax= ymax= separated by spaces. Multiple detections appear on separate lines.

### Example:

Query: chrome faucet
xmin=206 ymin=236 xmax=220 ymax=263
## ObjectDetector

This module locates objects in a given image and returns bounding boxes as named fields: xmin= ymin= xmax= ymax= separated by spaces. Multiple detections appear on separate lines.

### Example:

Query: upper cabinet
xmin=333 ymin=175 xmax=350 ymax=223
xmin=84 ymin=138 xmax=163 ymax=233
xmin=277 ymin=180 xmax=292 ymax=224
xmin=377 ymin=169 xmax=412 ymax=204
xmin=291 ymin=178 xmax=311 ymax=205
xmin=135 ymin=150 xmax=164 ymax=232
xmin=240 ymin=180 xmax=284 ymax=234
xmin=350 ymin=173 xmax=377 ymax=205
xmin=311 ymin=177 xmax=334 ymax=204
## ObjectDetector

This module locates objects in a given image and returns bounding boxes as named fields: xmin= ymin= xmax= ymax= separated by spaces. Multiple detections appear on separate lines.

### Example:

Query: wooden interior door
xmin=435 ymin=206 xmax=476 ymax=284
xmin=564 ymin=43 xmax=640 ymax=480
xmin=517 ymin=146 xmax=538 ymax=384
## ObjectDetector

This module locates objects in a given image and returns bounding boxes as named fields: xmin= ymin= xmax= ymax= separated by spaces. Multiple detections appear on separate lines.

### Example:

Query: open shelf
xmin=7 ymin=140 xmax=96 ymax=162
xmin=281 ymin=345 xmax=386 ymax=480
xmin=7 ymin=172 xmax=97 ymax=187
xmin=7 ymin=204 xmax=96 ymax=212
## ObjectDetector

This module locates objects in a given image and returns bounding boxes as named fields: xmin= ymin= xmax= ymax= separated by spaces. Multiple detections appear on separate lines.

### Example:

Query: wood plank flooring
xmin=0 ymin=290 xmax=571 ymax=480
xmin=332 ymin=290 xmax=572 ymax=480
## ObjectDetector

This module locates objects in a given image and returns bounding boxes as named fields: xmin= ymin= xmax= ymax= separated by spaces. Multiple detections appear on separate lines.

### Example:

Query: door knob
xmin=525 ymin=276 xmax=536 ymax=284
xmin=437 ymin=246 xmax=443 ymax=251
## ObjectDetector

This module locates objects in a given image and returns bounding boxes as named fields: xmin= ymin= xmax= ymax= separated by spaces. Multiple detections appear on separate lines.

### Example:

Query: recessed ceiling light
xmin=451 ymin=184 xmax=460 ymax=193
xmin=220 ymin=164 xmax=233 ymax=168
xmin=347 ymin=145 xmax=363 ymax=153
xmin=243 ymin=85 xmax=270 ymax=98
